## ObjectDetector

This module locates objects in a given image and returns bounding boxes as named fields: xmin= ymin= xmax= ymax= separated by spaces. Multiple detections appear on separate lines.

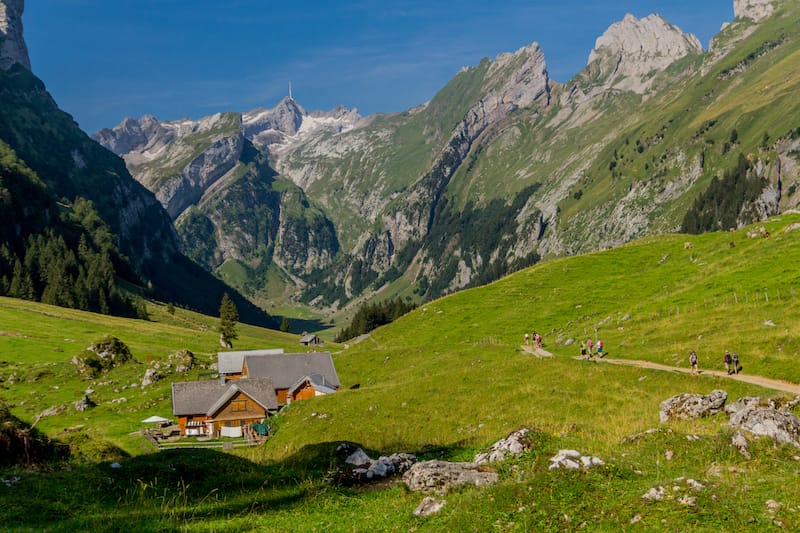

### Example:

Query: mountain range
xmin=3 ymin=0 xmax=800 ymax=328
xmin=92 ymin=0 xmax=800 ymax=321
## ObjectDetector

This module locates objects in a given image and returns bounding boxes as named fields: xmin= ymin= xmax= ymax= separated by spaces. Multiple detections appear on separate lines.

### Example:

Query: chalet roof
xmin=288 ymin=373 xmax=338 ymax=395
xmin=171 ymin=378 xmax=278 ymax=416
xmin=206 ymin=379 xmax=278 ymax=417
xmin=244 ymin=352 xmax=340 ymax=389
xmin=217 ymin=348 xmax=284 ymax=374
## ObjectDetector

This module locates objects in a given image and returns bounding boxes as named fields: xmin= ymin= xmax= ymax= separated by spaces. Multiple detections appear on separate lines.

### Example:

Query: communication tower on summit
xmin=289 ymin=80 xmax=294 ymax=101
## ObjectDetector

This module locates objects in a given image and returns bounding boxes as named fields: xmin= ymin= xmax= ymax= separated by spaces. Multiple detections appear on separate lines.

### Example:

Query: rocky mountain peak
xmin=734 ymin=0 xmax=775 ymax=21
xmin=586 ymin=13 xmax=702 ymax=94
xmin=0 ymin=0 xmax=30 ymax=70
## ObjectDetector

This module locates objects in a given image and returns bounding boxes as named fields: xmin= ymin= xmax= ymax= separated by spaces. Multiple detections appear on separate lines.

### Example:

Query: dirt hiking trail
xmin=589 ymin=356 xmax=800 ymax=395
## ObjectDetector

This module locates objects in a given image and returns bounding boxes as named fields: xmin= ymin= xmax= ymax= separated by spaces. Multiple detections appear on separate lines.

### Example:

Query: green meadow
xmin=3 ymin=215 xmax=800 ymax=531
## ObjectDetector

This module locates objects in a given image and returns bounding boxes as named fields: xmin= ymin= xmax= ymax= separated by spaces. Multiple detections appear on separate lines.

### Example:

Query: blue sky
xmin=24 ymin=1 xmax=734 ymax=133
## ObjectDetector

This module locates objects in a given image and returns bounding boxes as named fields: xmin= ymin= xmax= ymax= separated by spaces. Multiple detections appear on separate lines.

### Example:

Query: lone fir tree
xmin=219 ymin=293 xmax=239 ymax=348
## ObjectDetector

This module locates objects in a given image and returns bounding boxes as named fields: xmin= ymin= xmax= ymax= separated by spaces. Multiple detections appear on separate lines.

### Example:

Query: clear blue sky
xmin=24 ymin=1 xmax=734 ymax=133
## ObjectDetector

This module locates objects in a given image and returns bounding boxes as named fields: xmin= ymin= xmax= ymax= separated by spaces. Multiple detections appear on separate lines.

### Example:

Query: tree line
xmin=0 ymin=142 xmax=142 ymax=317
xmin=335 ymin=298 xmax=416 ymax=342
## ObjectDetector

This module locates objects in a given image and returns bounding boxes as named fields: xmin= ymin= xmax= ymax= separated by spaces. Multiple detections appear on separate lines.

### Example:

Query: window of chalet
xmin=231 ymin=400 xmax=247 ymax=412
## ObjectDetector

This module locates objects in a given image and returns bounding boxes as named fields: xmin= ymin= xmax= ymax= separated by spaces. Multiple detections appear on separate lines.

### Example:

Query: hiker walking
xmin=524 ymin=332 xmax=530 ymax=345
xmin=596 ymin=339 xmax=604 ymax=358
xmin=586 ymin=338 xmax=594 ymax=358
xmin=732 ymin=353 xmax=740 ymax=374
xmin=580 ymin=340 xmax=588 ymax=359
xmin=724 ymin=350 xmax=733 ymax=374
xmin=689 ymin=350 xmax=698 ymax=374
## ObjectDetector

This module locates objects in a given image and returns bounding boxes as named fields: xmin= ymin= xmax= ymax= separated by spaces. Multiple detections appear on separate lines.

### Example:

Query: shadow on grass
xmin=2 ymin=438 xmax=483 ymax=530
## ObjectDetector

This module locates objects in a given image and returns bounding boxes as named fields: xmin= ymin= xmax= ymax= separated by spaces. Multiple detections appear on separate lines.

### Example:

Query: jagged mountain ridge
xmin=97 ymin=0 xmax=800 ymax=314
xmin=0 ymin=0 xmax=271 ymax=325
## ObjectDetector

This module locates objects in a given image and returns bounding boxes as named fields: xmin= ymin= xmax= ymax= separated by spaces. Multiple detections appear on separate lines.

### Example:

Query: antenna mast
xmin=289 ymin=80 xmax=293 ymax=101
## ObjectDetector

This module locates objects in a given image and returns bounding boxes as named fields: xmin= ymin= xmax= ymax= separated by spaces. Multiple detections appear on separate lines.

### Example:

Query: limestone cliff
xmin=734 ymin=0 xmax=775 ymax=21
xmin=585 ymin=14 xmax=702 ymax=94
xmin=0 ymin=0 xmax=29 ymax=70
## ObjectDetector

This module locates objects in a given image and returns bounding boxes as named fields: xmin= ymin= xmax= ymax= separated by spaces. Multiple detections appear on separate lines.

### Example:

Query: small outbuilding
xmin=299 ymin=334 xmax=323 ymax=347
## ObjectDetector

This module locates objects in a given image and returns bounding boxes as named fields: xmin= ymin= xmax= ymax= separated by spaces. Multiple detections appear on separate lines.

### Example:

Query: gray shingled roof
xmin=171 ymin=378 xmax=278 ymax=416
xmin=217 ymin=348 xmax=284 ymax=374
xmin=244 ymin=352 xmax=340 ymax=389
xmin=288 ymin=373 xmax=338 ymax=395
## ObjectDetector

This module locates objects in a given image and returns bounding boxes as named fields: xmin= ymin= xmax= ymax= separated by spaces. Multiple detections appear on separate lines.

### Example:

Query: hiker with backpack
xmin=724 ymin=351 xmax=733 ymax=374
xmin=596 ymin=339 xmax=604 ymax=358
xmin=580 ymin=340 xmax=587 ymax=359
xmin=732 ymin=353 xmax=740 ymax=374
xmin=689 ymin=350 xmax=698 ymax=374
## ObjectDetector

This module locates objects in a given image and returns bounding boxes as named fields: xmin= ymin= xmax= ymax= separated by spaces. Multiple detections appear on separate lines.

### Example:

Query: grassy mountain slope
xmin=2 ymin=215 xmax=800 ymax=530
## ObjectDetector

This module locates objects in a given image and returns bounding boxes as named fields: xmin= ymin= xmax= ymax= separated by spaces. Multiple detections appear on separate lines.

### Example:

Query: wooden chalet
xmin=288 ymin=373 xmax=338 ymax=403
xmin=299 ymin=334 xmax=323 ymax=346
xmin=242 ymin=352 xmax=340 ymax=404
xmin=171 ymin=378 xmax=278 ymax=438
xmin=217 ymin=348 xmax=284 ymax=380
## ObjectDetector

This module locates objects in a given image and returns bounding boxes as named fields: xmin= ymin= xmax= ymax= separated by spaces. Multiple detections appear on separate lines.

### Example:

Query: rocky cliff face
xmin=0 ymin=0 xmax=29 ymax=70
xmin=734 ymin=0 xmax=775 ymax=21
xmin=586 ymin=14 xmax=702 ymax=94
xmin=91 ymin=1 xmax=800 ymax=314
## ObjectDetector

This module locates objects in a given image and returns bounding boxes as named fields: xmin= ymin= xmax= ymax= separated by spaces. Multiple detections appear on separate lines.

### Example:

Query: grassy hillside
xmin=2 ymin=216 xmax=800 ymax=530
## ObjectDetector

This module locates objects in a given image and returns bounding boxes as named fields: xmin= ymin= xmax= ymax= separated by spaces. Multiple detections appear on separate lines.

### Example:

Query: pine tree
xmin=279 ymin=317 xmax=291 ymax=333
xmin=219 ymin=293 xmax=239 ymax=348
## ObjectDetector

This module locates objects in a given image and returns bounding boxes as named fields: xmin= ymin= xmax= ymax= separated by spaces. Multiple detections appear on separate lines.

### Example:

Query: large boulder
xmin=659 ymin=390 xmax=727 ymax=423
xmin=729 ymin=406 xmax=800 ymax=448
xmin=72 ymin=335 xmax=134 ymax=378
xmin=474 ymin=428 xmax=533 ymax=465
xmin=403 ymin=460 xmax=498 ymax=495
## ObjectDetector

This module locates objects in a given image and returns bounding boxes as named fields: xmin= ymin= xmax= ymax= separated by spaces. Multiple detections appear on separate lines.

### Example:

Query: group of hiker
xmin=524 ymin=331 xmax=543 ymax=348
xmin=689 ymin=349 xmax=741 ymax=375
xmin=579 ymin=338 xmax=603 ymax=359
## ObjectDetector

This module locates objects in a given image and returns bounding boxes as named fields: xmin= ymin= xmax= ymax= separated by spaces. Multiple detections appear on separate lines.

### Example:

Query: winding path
xmin=520 ymin=345 xmax=800 ymax=395
xmin=593 ymin=356 xmax=800 ymax=395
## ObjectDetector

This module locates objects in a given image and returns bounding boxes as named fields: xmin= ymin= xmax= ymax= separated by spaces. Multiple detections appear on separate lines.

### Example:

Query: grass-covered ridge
xmin=2 ymin=216 xmax=800 ymax=530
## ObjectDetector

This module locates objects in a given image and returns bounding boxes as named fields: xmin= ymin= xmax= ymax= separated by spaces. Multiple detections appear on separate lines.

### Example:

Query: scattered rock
xmin=725 ymin=396 xmax=762 ymax=416
xmin=766 ymin=499 xmax=782 ymax=512
xmin=345 ymin=448 xmax=371 ymax=467
xmin=73 ymin=395 xmax=96 ymax=412
xmin=630 ymin=514 xmax=642 ymax=524
xmin=731 ymin=431 xmax=752 ymax=459
xmin=665 ymin=450 xmax=674 ymax=461
xmin=643 ymin=486 xmax=665 ymax=501
xmin=548 ymin=450 xmax=604 ymax=470
xmin=169 ymin=349 xmax=195 ymax=373
xmin=141 ymin=366 xmax=165 ymax=388
xmin=729 ymin=405 xmax=800 ymax=448
xmin=403 ymin=460 xmax=498 ymax=495
xmin=1 ymin=476 xmax=22 ymax=488
xmin=413 ymin=496 xmax=446 ymax=517
xmin=678 ymin=495 xmax=697 ymax=506
xmin=335 ymin=447 xmax=416 ymax=485
xmin=474 ymin=428 xmax=533 ymax=465
xmin=659 ymin=390 xmax=727 ymax=423
xmin=38 ymin=405 xmax=66 ymax=418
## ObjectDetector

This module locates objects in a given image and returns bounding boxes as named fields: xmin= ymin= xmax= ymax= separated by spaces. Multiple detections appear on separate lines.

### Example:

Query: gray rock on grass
xmin=403 ymin=460 xmax=498 ymax=495
xmin=659 ymin=390 xmax=727 ymax=423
